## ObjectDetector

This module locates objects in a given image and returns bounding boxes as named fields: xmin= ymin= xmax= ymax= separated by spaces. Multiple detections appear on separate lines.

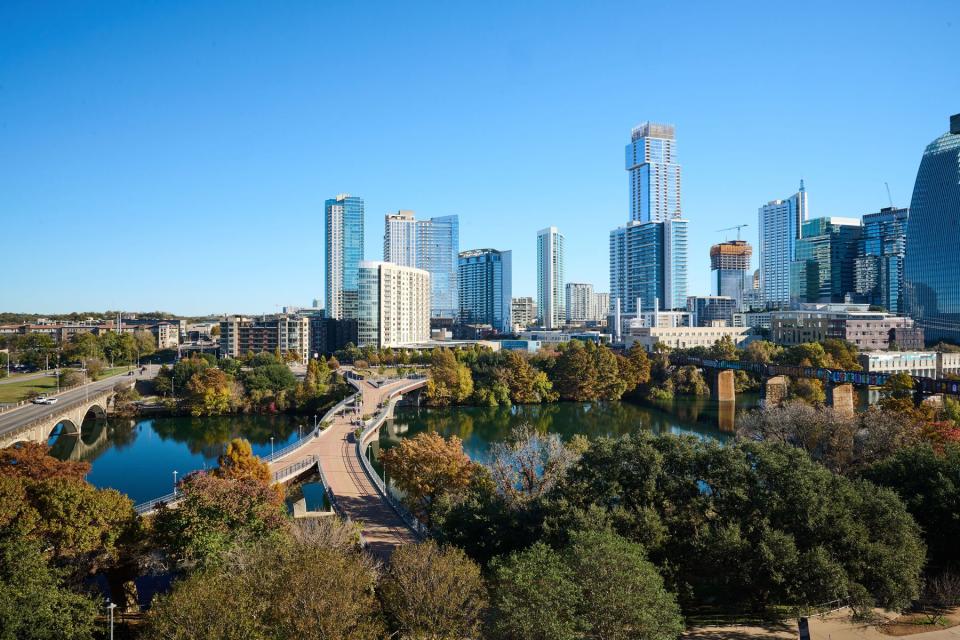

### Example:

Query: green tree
xmin=742 ymin=339 xmax=783 ymax=364
xmin=551 ymin=341 xmax=598 ymax=401
xmin=426 ymin=349 xmax=474 ymax=406
xmin=707 ymin=335 xmax=740 ymax=361
xmin=490 ymin=542 xmax=581 ymax=640
xmin=790 ymin=377 xmax=826 ymax=405
xmin=0 ymin=537 xmax=98 ymax=640
xmin=566 ymin=529 xmax=683 ymax=640
xmin=380 ymin=541 xmax=487 ymax=639
xmin=186 ymin=368 xmax=239 ymax=416
xmin=822 ymin=339 xmax=860 ymax=370
xmin=504 ymin=350 xmax=557 ymax=404
xmin=133 ymin=330 xmax=157 ymax=359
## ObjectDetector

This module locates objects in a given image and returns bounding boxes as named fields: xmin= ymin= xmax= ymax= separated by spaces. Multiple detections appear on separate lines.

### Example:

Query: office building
xmin=790 ymin=217 xmax=862 ymax=303
xmin=625 ymin=325 xmax=750 ymax=353
xmin=537 ymin=227 xmax=565 ymax=329
xmin=858 ymin=351 xmax=960 ymax=379
xmin=610 ymin=218 xmax=688 ymax=313
xmin=357 ymin=261 xmax=431 ymax=349
xmin=325 ymin=194 xmax=365 ymax=320
xmin=710 ymin=240 xmax=752 ymax=310
xmin=220 ymin=315 xmax=311 ymax=365
xmin=512 ymin=297 xmax=537 ymax=330
xmin=759 ymin=183 xmax=808 ymax=308
xmin=905 ymin=114 xmax=960 ymax=344
xmin=687 ymin=296 xmax=738 ymax=327
xmin=770 ymin=304 xmax=923 ymax=351
xmin=457 ymin=248 xmax=512 ymax=334
xmin=625 ymin=122 xmax=681 ymax=223
xmin=383 ymin=211 xmax=459 ymax=319
xmin=855 ymin=207 xmax=909 ymax=313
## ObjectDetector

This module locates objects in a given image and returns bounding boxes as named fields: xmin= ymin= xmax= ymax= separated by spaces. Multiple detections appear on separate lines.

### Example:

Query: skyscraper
xmin=357 ymin=261 xmax=431 ymax=348
xmin=612 ymin=122 xmax=689 ymax=317
xmin=325 ymin=194 xmax=364 ymax=320
xmin=565 ymin=283 xmax=594 ymax=323
xmin=625 ymin=122 xmax=681 ymax=223
xmin=790 ymin=217 xmax=862 ymax=303
xmin=457 ymin=249 xmax=512 ymax=333
xmin=855 ymin=207 xmax=909 ymax=313
xmin=383 ymin=211 xmax=459 ymax=319
xmin=905 ymin=114 xmax=960 ymax=343
xmin=759 ymin=183 xmax=808 ymax=308
xmin=710 ymin=240 xmax=752 ymax=311
xmin=536 ymin=227 xmax=565 ymax=329
xmin=609 ymin=218 xmax=688 ymax=313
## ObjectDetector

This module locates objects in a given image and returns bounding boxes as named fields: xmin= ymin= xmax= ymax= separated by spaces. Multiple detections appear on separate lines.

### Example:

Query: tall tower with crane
xmin=710 ymin=226 xmax=753 ymax=310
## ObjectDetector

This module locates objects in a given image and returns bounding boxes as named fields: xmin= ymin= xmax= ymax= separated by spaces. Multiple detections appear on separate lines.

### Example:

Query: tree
xmin=186 ymin=368 xmax=238 ymax=416
xmin=593 ymin=344 xmax=628 ymax=400
xmin=152 ymin=472 xmax=288 ymax=568
xmin=626 ymin=343 xmax=653 ymax=388
xmin=58 ymin=368 xmax=83 ymax=390
xmin=551 ymin=341 xmax=598 ymax=401
xmin=380 ymin=541 xmax=487 ymax=639
xmin=707 ymin=335 xmax=740 ymax=361
xmin=214 ymin=438 xmax=271 ymax=486
xmin=490 ymin=424 xmax=578 ymax=507
xmin=426 ymin=349 xmax=474 ymax=406
xmin=84 ymin=357 xmax=105 ymax=380
xmin=379 ymin=432 xmax=476 ymax=527
xmin=566 ymin=529 xmax=683 ymax=640
xmin=490 ymin=542 xmax=581 ymax=640
xmin=822 ymin=339 xmax=860 ymax=370
xmin=743 ymin=339 xmax=782 ymax=364
xmin=133 ymin=330 xmax=156 ymax=358
xmin=0 ymin=537 xmax=98 ymax=640
xmin=790 ymin=377 xmax=826 ymax=405
xmin=0 ymin=442 xmax=89 ymax=482
xmin=504 ymin=351 xmax=556 ymax=404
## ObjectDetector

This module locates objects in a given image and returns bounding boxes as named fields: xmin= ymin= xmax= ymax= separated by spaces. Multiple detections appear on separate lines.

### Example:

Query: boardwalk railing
xmin=134 ymin=491 xmax=178 ymax=515
xmin=272 ymin=455 xmax=318 ymax=483
xmin=262 ymin=389 xmax=360 ymax=465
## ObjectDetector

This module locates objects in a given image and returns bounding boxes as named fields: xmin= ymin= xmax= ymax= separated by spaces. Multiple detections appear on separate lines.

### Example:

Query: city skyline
xmin=2 ymin=2 xmax=958 ymax=314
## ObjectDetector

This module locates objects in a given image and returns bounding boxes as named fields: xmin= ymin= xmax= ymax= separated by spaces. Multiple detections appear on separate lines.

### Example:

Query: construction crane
xmin=715 ymin=224 xmax=749 ymax=241
xmin=885 ymin=182 xmax=894 ymax=208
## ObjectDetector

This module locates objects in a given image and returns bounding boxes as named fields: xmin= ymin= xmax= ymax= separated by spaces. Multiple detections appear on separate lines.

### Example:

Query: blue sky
xmin=1 ymin=1 xmax=958 ymax=316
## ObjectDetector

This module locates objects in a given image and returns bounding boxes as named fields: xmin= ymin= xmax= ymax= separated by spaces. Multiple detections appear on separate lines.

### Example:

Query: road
xmin=0 ymin=369 xmax=59 ymax=386
xmin=0 ymin=365 xmax=158 ymax=438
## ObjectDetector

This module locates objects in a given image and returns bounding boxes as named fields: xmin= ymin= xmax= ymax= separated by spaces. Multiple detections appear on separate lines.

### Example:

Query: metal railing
xmin=272 ymin=455 xmax=318 ymax=483
xmin=261 ymin=390 xmax=360 ymax=465
xmin=134 ymin=491 xmax=179 ymax=515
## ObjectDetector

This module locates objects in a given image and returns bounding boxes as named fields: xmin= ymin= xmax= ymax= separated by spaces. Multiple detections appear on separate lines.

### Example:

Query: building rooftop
xmin=631 ymin=122 xmax=675 ymax=141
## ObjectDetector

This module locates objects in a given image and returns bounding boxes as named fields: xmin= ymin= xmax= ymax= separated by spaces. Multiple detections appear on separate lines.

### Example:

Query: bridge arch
xmin=83 ymin=403 xmax=108 ymax=422
xmin=48 ymin=419 xmax=80 ymax=441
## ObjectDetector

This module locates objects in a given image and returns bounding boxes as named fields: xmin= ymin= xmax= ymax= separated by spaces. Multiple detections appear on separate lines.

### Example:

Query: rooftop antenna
xmin=884 ymin=182 xmax=894 ymax=208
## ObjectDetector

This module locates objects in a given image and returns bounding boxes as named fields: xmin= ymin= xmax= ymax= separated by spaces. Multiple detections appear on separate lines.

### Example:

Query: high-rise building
xmin=686 ymin=295 xmax=738 ymax=327
xmin=759 ymin=183 xmax=808 ymax=308
xmin=609 ymin=218 xmax=688 ymax=313
xmin=537 ymin=227 xmax=565 ymax=329
xmin=511 ymin=297 xmax=537 ymax=330
xmin=357 ymin=261 xmax=431 ymax=348
xmin=457 ymin=249 xmax=512 ymax=334
xmin=565 ymin=283 xmax=594 ymax=323
xmin=383 ymin=211 xmax=459 ymax=319
xmin=625 ymin=122 xmax=681 ymax=223
xmin=593 ymin=292 xmax=610 ymax=323
xmin=710 ymin=240 xmax=752 ymax=311
xmin=854 ymin=207 xmax=909 ymax=313
xmin=905 ymin=114 xmax=960 ymax=344
xmin=220 ymin=315 xmax=311 ymax=365
xmin=790 ymin=217 xmax=862 ymax=304
xmin=325 ymin=194 xmax=365 ymax=320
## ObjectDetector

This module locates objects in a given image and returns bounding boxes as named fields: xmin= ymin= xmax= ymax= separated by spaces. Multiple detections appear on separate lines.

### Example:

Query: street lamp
xmin=172 ymin=470 xmax=178 ymax=496
xmin=298 ymin=424 xmax=303 ymax=440
xmin=106 ymin=600 xmax=117 ymax=640
xmin=270 ymin=436 xmax=275 ymax=458
xmin=313 ymin=414 xmax=318 ymax=430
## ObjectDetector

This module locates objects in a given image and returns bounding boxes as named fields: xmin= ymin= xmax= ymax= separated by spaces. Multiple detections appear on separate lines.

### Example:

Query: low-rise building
xmin=625 ymin=326 xmax=751 ymax=352
xmin=499 ymin=339 xmax=542 ymax=353
xmin=511 ymin=297 xmax=537 ymax=330
xmin=687 ymin=296 xmax=737 ymax=327
xmin=858 ymin=351 xmax=960 ymax=379
xmin=771 ymin=304 xmax=922 ymax=350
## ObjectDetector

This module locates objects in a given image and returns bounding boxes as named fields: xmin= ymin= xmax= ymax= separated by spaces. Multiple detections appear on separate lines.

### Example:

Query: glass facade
xmin=457 ymin=249 xmax=512 ymax=333
xmin=325 ymin=194 xmax=364 ymax=320
xmin=609 ymin=219 xmax=688 ymax=313
xmin=905 ymin=117 xmax=960 ymax=343
xmin=357 ymin=263 xmax=380 ymax=347
xmin=854 ymin=207 xmax=909 ymax=313
xmin=383 ymin=212 xmax=459 ymax=319
xmin=537 ymin=227 xmax=565 ymax=329
xmin=790 ymin=217 xmax=862 ymax=304
xmin=759 ymin=183 xmax=808 ymax=308
xmin=625 ymin=122 xmax=681 ymax=223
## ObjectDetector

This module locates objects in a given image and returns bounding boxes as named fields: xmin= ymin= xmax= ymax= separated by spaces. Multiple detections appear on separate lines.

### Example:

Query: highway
xmin=0 ymin=365 xmax=158 ymax=438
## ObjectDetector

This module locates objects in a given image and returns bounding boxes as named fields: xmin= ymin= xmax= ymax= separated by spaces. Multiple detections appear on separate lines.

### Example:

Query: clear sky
xmin=2 ymin=1 xmax=958 ymax=316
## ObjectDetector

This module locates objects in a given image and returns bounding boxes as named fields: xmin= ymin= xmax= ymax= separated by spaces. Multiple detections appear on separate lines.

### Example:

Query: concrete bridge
xmin=0 ymin=366 xmax=156 ymax=450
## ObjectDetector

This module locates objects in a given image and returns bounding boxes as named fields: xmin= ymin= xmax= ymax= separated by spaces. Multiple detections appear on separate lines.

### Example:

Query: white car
xmin=31 ymin=396 xmax=58 ymax=405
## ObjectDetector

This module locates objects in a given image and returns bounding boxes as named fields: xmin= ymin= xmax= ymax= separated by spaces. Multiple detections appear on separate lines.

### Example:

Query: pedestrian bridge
xmin=0 ymin=385 xmax=120 ymax=450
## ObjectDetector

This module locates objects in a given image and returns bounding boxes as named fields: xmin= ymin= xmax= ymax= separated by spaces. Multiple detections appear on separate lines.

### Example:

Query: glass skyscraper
xmin=383 ymin=211 xmax=459 ymax=319
xmin=905 ymin=114 xmax=960 ymax=343
xmin=325 ymin=194 xmax=364 ymax=320
xmin=609 ymin=218 xmax=688 ymax=313
xmin=457 ymin=249 xmax=512 ymax=333
xmin=625 ymin=122 xmax=681 ymax=223
xmin=854 ymin=207 xmax=909 ymax=313
xmin=759 ymin=182 xmax=808 ymax=308
xmin=537 ymin=227 xmax=565 ymax=329
xmin=790 ymin=217 xmax=862 ymax=303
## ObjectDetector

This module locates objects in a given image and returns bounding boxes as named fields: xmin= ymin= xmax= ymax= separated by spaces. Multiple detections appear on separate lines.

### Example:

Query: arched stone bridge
xmin=0 ymin=386 xmax=118 ymax=450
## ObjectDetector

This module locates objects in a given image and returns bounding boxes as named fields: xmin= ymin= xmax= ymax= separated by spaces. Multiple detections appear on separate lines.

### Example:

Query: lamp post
xmin=270 ymin=436 xmax=275 ymax=459
xmin=313 ymin=414 xmax=318 ymax=430
xmin=298 ymin=424 xmax=303 ymax=440
xmin=173 ymin=470 xmax=178 ymax=496
xmin=106 ymin=600 xmax=116 ymax=640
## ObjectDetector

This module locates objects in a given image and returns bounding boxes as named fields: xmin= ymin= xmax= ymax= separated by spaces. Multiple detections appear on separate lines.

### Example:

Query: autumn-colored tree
xmin=186 ymin=368 xmax=238 ymax=416
xmin=504 ymin=350 xmax=556 ymax=404
xmin=380 ymin=541 xmax=487 ymax=639
xmin=791 ymin=377 xmax=826 ymax=405
xmin=627 ymin=343 xmax=653 ymax=388
xmin=0 ymin=442 xmax=89 ymax=482
xmin=425 ymin=348 xmax=474 ymax=406
xmin=743 ymin=339 xmax=783 ymax=364
xmin=593 ymin=344 xmax=628 ymax=400
xmin=214 ymin=438 xmax=271 ymax=486
xmin=379 ymin=432 xmax=476 ymax=527
xmin=552 ymin=341 xmax=598 ymax=401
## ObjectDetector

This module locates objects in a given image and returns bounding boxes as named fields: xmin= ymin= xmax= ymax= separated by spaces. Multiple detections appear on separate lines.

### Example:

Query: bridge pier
xmin=763 ymin=376 xmax=789 ymax=408
xmin=711 ymin=370 xmax=736 ymax=403
xmin=828 ymin=383 xmax=855 ymax=417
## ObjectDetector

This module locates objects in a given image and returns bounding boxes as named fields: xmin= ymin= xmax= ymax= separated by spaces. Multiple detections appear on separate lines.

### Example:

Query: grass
xmin=0 ymin=366 xmax=130 ymax=404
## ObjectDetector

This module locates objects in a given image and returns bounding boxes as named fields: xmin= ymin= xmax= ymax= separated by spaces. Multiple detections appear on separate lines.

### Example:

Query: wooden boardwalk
xmin=268 ymin=376 xmax=423 ymax=560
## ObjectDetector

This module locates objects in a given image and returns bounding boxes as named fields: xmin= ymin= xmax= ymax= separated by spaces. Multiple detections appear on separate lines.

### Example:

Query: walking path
xmin=267 ymin=375 xmax=423 ymax=560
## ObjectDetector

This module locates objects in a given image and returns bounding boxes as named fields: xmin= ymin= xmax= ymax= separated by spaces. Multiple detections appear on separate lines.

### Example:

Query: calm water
xmin=371 ymin=394 xmax=761 ymax=466
xmin=50 ymin=414 xmax=306 ymax=504
xmin=52 ymin=394 xmax=762 ymax=504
